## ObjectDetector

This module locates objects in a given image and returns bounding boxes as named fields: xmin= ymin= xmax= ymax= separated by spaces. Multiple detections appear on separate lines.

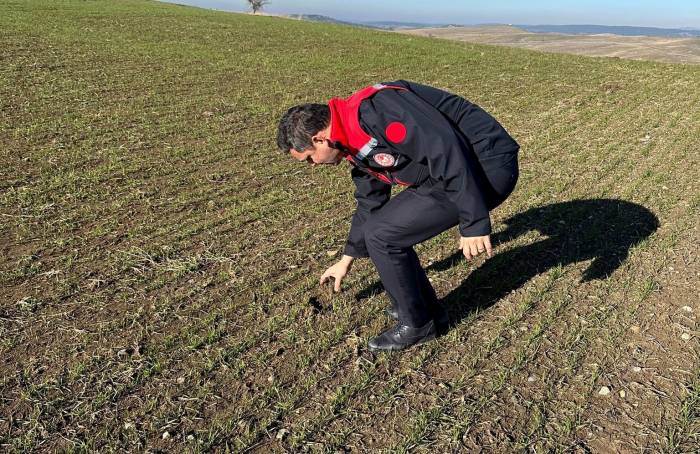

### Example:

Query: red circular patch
xmin=385 ymin=121 xmax=407 ymax=143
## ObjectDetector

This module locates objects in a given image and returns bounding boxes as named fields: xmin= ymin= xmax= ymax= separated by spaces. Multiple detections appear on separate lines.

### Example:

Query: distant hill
xmin=286 ymin=14 xmax=361 ymax=27
xmin=158 ymin=2 xmax=700 ymax=37
xmin=358 ymin=21 xmax=455 ymax=30
xmin=400 ymin=25 xmax=700 ymax=65
xmin=516 ymin=24 xmax=700 ymax=38
xmin=285 ymin=15 xmax=450 ymax=30
xmin=287 ymin=16 xmax=700 ymax=38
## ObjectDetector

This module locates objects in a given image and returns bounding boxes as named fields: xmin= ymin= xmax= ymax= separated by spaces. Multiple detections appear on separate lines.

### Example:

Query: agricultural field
xmin=1 ymin=0 xmax=698 ymax=452
xmin=400 ymin=25 xmax=700 ymax=65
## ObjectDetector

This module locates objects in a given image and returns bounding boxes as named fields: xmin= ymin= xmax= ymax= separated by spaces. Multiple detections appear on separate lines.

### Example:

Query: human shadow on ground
xmin=356 ymin=199 xmax=659 ymax=326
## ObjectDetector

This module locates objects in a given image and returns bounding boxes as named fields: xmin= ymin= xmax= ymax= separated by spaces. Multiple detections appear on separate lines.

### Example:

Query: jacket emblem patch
xmin=373 ymin=153 xmax=396 ymax=167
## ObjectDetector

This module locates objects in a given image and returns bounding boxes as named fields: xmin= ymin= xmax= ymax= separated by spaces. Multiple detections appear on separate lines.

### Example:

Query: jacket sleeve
xmin=390 ymin=80 xmax=520 ymax=159
xmin=344 ymin=166 xmax=391 ymax=258
xmin=362 ymin=88 xmax=492 ymax=236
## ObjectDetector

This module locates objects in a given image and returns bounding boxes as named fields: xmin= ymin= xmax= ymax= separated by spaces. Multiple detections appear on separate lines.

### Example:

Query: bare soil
xmin=1 ymin=2 xmax=699 ymax=452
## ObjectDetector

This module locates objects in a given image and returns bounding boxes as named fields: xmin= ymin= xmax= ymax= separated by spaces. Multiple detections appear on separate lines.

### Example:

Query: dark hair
xmin=276 ymin=103 xmax=330 ymax=153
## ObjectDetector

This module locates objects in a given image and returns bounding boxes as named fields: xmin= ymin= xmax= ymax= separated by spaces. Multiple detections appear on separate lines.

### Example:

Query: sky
xmin=159 ymin=0 xmax=700 ymax=28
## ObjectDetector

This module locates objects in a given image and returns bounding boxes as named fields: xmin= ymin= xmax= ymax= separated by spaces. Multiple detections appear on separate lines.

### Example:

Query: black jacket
xmin=344 ymin=80 xmax=519 ymax=258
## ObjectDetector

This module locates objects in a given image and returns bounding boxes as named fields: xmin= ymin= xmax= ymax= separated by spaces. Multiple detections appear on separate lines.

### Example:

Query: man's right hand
xmin=320 ymin=255 xmax=354 ymax=292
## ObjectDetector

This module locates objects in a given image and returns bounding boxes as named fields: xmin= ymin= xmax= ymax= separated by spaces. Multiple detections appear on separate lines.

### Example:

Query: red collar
xmin=327 ymin=84 xmax=405 ymax=159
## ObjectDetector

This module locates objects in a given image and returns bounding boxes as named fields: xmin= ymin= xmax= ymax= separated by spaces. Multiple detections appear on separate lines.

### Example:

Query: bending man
xmin=276 ymin=80 xmax=520 ymax=352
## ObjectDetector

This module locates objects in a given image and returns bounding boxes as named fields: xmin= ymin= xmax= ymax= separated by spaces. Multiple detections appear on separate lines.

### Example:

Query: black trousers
xmin=363 ymin=156 xmax=519 ymax=327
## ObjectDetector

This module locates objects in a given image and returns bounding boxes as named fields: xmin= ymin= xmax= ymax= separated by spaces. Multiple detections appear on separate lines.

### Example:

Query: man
xmin=276 ymin=80 xmax=519 ymax=352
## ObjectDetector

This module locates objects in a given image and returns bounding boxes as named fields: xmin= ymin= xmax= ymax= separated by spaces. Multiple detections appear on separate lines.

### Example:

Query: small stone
xmin=276 ymin=428 xmax=289 ymax=441
xmin=681 ymin=333 xmax=691 ymax=341
xmin=186 ymin=434 xmax=195 ymax=441
xmin=162 ymin=431 xmax=171 ymax=440
xmin=662 ymin=186 xmax=669 ymax=190
xmin=268 ymin=375 xmax=274 ymax=383
xmin=632 ymin=366 xmax=642 ymax=372
xmin=326 ymin=250 xmax=338 ymax=257
xmin=619 ymin=390 xmax=626 ymax=398
xmin=527 ymin=376 xmax=536 ymax=382
xmin=682 ymin=306 xmax=693 ymax=313
xmin=598 ymin=386 xmax=611 ymax=396
xmin=176 ymin=377 xmax=185 ymax=384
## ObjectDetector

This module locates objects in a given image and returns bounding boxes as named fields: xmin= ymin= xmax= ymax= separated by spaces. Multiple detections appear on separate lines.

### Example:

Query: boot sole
xmin=368 ymin=332 xmax=437 ymax=352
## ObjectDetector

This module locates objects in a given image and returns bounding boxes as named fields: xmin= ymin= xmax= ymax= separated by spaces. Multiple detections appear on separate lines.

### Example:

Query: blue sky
xmin=159 ymin=1 xmax=700 ymax=28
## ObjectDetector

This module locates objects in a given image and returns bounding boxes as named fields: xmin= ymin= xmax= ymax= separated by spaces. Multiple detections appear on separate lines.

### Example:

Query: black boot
xmin=368 ymin=321 xmax=437 ymax=352
xmin=385 ymin=304 xmax=450 ymax=332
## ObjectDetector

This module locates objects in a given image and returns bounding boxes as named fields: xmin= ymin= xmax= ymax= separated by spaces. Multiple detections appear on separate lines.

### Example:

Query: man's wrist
xmin=340 ymin=255 xmax=355 ymax=269
xmin=340 ymin=254 xmax=355 ymax=266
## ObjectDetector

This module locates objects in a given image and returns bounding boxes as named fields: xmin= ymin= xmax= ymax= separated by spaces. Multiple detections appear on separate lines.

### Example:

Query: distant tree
xmin=247 ymin=0 xmax=269 ymax=14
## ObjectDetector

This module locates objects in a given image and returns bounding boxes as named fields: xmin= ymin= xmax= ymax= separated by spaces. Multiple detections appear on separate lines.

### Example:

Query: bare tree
xmin=247 ymin=0 xmax=269 ymax=14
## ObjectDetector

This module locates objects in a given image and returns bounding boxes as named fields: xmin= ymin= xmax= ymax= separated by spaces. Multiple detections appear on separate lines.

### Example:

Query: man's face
xmin=289 ymin=127 xmax=344 ymax=166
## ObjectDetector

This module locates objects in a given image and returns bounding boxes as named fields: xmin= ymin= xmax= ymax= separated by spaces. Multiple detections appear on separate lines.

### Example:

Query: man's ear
xmin=311 ymin=126 xmax=330 ymax=145
xmin=311 ymin=132 xmax=325 ymax=145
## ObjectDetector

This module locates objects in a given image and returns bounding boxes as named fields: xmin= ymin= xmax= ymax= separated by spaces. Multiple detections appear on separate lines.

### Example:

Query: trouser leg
xmin=364 ymin=184 xmax=458 ymax=327
xmin=363 ymin=155 xmax=519 ymax=327
xmin=384 ymin=248 xmax=438 ymax=307
xmin=380 ymin=248 xmax=438 ymax=326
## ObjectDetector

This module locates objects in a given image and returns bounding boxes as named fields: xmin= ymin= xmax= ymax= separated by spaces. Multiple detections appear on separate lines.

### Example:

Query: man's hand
xmin=460 ymin=235 xmax=493 ymax=261
xmin=320 ymin=255 xmax=354 ymax=292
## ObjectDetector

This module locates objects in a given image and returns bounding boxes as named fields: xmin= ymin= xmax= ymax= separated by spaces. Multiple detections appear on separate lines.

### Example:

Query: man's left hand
xmin=460 ymin=235 xmax=492 ymax=260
